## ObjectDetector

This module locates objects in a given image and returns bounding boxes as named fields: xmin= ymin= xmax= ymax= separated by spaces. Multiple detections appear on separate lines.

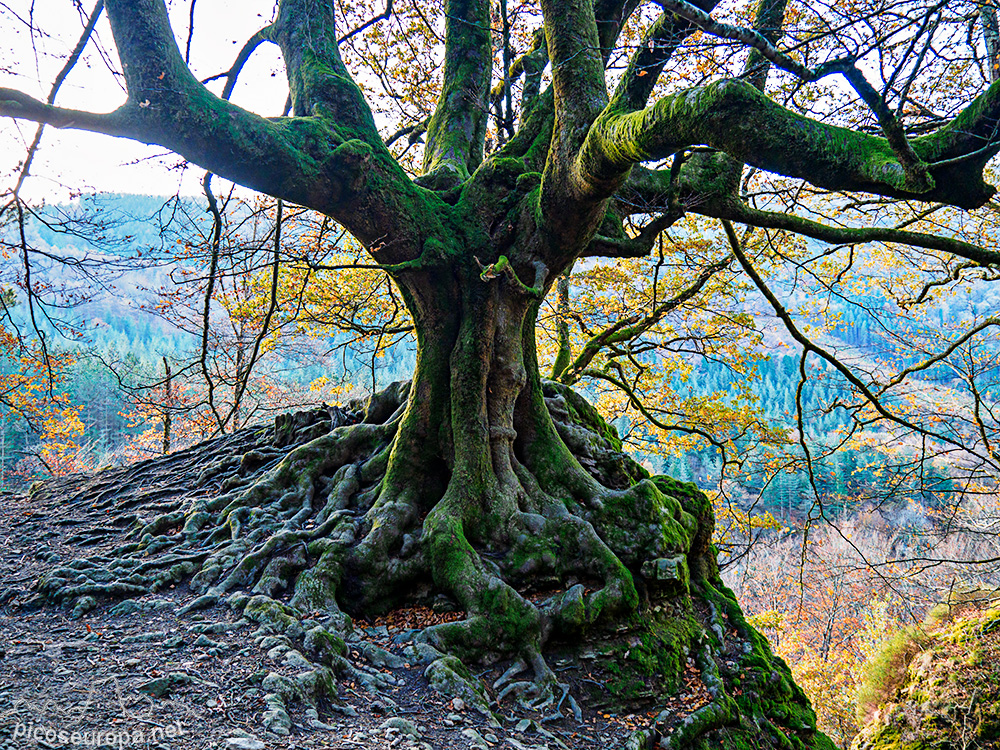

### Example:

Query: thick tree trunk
xmin=332 ymin=245 xmax=662 ymax=667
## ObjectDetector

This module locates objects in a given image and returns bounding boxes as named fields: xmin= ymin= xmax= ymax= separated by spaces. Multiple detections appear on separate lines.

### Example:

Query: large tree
xmin=5 ymin=0 xmax=1000 ymax=745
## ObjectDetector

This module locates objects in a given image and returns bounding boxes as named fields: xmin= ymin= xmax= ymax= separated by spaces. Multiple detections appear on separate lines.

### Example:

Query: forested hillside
xmin=6 ymin=194 xmax=991 ymax=532
xmin=0 ymin=193 xmax=418 ymax=484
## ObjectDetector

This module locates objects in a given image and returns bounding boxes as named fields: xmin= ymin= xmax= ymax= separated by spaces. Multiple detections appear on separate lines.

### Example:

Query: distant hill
xmin=3 ymin=194 xmax=991 ymax=519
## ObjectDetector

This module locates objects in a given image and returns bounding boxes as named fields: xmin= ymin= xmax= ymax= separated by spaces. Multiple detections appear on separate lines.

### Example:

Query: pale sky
xmin=1 ymin=0 xmax=290 ymax=202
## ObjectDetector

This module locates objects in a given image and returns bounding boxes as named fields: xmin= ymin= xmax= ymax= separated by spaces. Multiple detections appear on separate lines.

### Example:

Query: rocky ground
xmin=0 ymin=439 xmax=669 ymax=750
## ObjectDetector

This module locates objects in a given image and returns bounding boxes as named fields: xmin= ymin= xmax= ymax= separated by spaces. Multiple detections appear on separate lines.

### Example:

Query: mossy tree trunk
xmin=332 ymin=218 xmax=656 ymax=665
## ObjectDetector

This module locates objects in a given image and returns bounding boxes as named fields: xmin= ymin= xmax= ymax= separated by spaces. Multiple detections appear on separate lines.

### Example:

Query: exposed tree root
xmin=23 ymin=381 xmax=831 ymax=749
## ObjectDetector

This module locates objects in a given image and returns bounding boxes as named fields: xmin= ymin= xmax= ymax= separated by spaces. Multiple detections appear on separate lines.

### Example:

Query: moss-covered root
xmin=242 ymin=593 xmax=401 ymax=729
xmin=415 ymin=495 xmax=585 ymax=720
xmin=679 ymin=579 xmax=832 ymax=750
xmin=35 ymin=415 xmax=396 ymax=610
xmin=494 ymin=654 xmax=584 ymax=722
xmin=420 ymin=507 xmax=543 ymax=659
xmin=656 ymin=646 xmax=739 ymax=749
xmin=506 ymin=505 xmax=639 ymax=639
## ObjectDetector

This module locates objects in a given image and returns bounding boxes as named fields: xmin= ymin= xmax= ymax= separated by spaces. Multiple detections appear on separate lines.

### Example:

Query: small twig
xmin=653 ymin=0 xmax=852 ymax=82
xmin=199 ymin=173 xmax=226 ymax=432
xmin=839 ymin=64 xmax=929 ymax=189
xmin=475 ymin=256 xmax=548 ymax=297
xmin=384 ymin=118 xmax=428 ymax=148
xmin=339 ymin=0 xmax=394 ymax=43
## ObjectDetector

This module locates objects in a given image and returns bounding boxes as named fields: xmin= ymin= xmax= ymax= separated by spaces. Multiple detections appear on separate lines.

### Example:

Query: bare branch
xmin=213 ymin=25 xmax=276 ymax=101
xmin=651 ymin=0 xmax=846 ymax=82
xmin=228 ymin=200 xmax=284 ymax=430
xmin=880 ymin=318 xmax=1000 ymax=393
xmin=611 ymin=9 xmax=712 ymax=112
xmin=741 ymin=0 xmax=790 ymax=89
xmin=560 ymin=255 xmax=732 ymax=384
xmin=729 ymin=203 xmax=1000 ymax=267
xmin=384 ymin=118 xmax=428 ymax=148
xmin=722 ymin=219 xmax=998 ymax=471
xmin=0 ymin=89 xmax=125 ymax=136
xmin=339 ymin=0 xmax=394 ymax=43
xmin=199 ymin=173 xmax=226 ymax=432
xmin=583 ymin=213 xmax=680 ymax=258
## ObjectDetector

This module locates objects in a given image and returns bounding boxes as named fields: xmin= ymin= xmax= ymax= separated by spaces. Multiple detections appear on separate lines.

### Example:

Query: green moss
xmin=545 ymin=380 xmax=626 ymax=453
xmin=303 ymin=626 xmax=347 ymax=662
xmin=650 ymin=476 xmax=705 ymax=507
xmin=589 ymin=600 xmax=696 ymax=704
xmin=244 ymin=594 xmax=301 ymax=633
xmin=856 ymin=627 xmax=930 ymax=724
xmin=854 ymin=600 xmax=1000 ymax=750
xmin=945 ymin=604 xmax=1000 ymax=643
xmin=589 ymin=480 xmax=693 ymax=569
xmin=617 ymin=613 xmax=698 ymax=698
xmin=515 ymin=171 xmax=542 ymax=191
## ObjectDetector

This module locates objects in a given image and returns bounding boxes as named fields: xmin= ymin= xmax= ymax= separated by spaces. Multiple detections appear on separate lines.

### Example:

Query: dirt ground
xmin=0 ymin=469 xmax=654 ymax=750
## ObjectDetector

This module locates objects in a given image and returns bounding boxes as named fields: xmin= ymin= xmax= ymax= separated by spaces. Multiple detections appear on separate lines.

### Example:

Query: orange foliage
xmin=1 ymin=325 xmax=88 ymax=483
xmin=732 ymin=525 xmax=912 ymax=749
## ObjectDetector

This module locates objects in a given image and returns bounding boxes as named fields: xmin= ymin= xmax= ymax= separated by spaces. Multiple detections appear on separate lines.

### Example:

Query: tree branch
xmin=839 ymin=63 xmax=930 ymax=191
xmin=0 ymin=89 xmax=126 ymax=136
xmin=581 ymin=364 xmax=732 ymax=456
xmin=583 ymin=77 xmax=1000 ymax=209
xmin=624 ymin=161 xmax=1000 ymax=272
xmin=490 ymin=28 xmax=548 ymax=130
xmin=611 ymin=7 xmax=715 ymax=112
xmin=0 ymin=0 xmax=436 ymax=262
xmin=537 ymin=0 xmax=613 ymax=248
xmin=384 ymin=118 xmax=428 ymax=148
xmin=540 ymin=0 xmax=607 ymax=144
xmin=271 ymin=0 xmax=380 ymax=140
xmin=421 ymin=0 xmax=492 ymax=185
xmin=560 ymin=255 xmax=730 ymax=384
xmin=721 ymin=219 xmax=998 ymax=469
xmin=880 ymin=317 xmax=1000 ymax=393
xmin=3 ymin=0 xmax=105 ymax=392
xmin=214 ymin=25 xmax=275 ymax=101
xmin=339 ymin=0 xmax=394 ymax=43
xmin=652 ymin=0 xmax=846 ymax=82
xmin=741 ymin=0 xmax=789 ymax=90
xmin=199 ymin=173 xmax=226 ymax=432
xmin=980 ymin=2 xmax=1000 ymax=83
xmin=615 ymin=0 xmax=789 ymax=220
xmin=728 ymin=203 xmax=1000 ymax=267
xmin=583 ymin=213 xmax=679 ymax=258
xmin=227 ymin=200 xmax=284 ymax=431
xmin=593 ymin=0 xmax=643 ymax=60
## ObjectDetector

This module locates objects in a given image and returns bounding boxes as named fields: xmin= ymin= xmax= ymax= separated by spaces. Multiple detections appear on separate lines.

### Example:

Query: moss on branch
xmin=583 ymin=78 xmax=1000 ymax=209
